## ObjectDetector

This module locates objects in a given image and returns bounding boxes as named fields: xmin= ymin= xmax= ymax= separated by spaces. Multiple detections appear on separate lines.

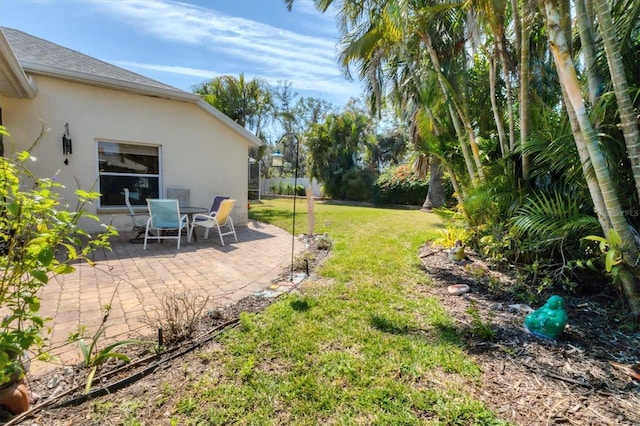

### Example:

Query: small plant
xmin=582 ymin=228 xmax=623 ymax=274
xmin=119 ymin=399 xmax=146 ymax=425
xmin=487 ymin=276 xmax=502 ymax=293
xmin=69 ymin=304 xmax=153 ymax=394
xmin=434 ymin=224 xmax=471 ymax=249
xmin=238 ymin=355 xmax=256 ymax=381
xmin=314 ymin=233 xmax=332 ymax=250
xmin=90 ymin=400 xmax=114 ymax=423
xmin=465 ymin=300 xmax=496 ymax=341
xmin=156 ymin=381 xmax=175 ymax=407
xmin=142 ymin=289 xmax=211 ymax=345
xmin=464 ymin=264 xmax=489 ymax=280
xmin=293 ymin=252 xmax=315 ymax=272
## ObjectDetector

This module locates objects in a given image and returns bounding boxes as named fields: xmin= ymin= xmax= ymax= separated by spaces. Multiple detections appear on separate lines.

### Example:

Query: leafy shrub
xmin=342 ymin=168 xmax=377 ymax=201
xmin=372 ymin=165 xmax=428 ymax=205
xmin=0 ymin=126 xmax=115 ymax=386
xmin=270 ymin=182 xmax=305 ymax=196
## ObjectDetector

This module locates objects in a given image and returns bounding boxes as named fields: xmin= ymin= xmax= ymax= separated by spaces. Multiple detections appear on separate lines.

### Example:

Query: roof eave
xmin=21 ymin=61 xmax=198 ymax=102
xmin=0 ymin=30 xmax=37 ymax=99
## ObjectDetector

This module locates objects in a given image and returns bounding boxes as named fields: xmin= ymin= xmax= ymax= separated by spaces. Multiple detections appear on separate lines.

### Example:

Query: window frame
xmin=96 ymin=139 xmax=162 ymax=209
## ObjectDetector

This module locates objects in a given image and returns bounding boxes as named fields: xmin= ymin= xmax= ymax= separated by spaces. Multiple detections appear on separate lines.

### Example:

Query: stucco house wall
xmin=0 ymin=27 xmax=260 ymax=234
xmin=2 ymin=76 xmax=251 ymax=232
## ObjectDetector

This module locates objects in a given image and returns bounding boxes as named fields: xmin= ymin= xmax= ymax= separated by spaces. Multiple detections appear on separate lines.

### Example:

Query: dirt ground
xmin=6 ymin=238 xmax=640 ymax=425
xmin=417 ymin=243 xmax=640 ymax=425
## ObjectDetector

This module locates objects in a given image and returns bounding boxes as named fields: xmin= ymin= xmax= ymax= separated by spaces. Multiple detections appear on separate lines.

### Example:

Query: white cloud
xmin=113 ymin=61 xmax=218 ymax=79
xmin=90 ymin=0 xmax=348 ymax=80
xmin=89 ymin=0 xmax=359 ymax=103
xmin=116 ymin=59 xmax=361 ymax=102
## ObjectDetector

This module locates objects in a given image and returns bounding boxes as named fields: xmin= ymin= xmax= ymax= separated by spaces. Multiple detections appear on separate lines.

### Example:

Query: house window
xmin=98 ymin=141 xmax=160 ymax=207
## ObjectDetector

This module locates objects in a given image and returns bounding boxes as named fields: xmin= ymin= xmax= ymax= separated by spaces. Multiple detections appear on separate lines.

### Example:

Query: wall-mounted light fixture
xmin=62 ymin=123 xmax=72 ymax=165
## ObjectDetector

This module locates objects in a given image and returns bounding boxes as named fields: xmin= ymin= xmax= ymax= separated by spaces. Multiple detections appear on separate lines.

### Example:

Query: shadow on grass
xmin=249 ymin=208 xmax=308 ymax=227
xmin=370 ymin=314 xmax=461 ymax=346
xmin=371 ymin=314 xmax=409 ymax=334
xmin=290 ymin=299 xmax=311 ymax=312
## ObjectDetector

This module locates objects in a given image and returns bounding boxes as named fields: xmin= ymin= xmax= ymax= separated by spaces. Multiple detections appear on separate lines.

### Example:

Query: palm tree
xmin=305 ymin=110 xmax=375 ymax=200
xmin=330 ymin=0 xmax=483 ymax=184
xmin=519 ymin=0 xmax=536 ymax=179
xmin=193 ymin=73 xmax=274 ymax=138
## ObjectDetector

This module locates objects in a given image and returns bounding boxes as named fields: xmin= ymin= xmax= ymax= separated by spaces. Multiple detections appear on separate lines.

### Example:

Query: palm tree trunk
xmin=422 ymin=157 xmax=445 ymax=210
xmin=542 ymin=0 xmax=640 ymax=316
xmin=575 ymin=0 xmax=602 ymax=105
xmin=427 ymin=108 xmax=466 ymax=209
xmin=510 ymin=0 xmax=522 ymax=62
xmin=489 ymin=54 xmax=509 ymax=158
xmin=423 ymin=34 xmax=484 ymax=179
xmin=422 ymin=33 xmax=479 ymax=183
xmin=593 ymin=0 xmax=640 ymax=202
xmin=519 ymin=0 xmax=534 ymax=180
xmin=496 ymin=35 xmax=516 ymax=152
xmin=563 ymin=88 xmax=612 ymax=230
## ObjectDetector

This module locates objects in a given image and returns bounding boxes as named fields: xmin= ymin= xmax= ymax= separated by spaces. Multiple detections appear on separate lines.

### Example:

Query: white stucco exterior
xmin=1 ymin=75 xmax=254 ymax=233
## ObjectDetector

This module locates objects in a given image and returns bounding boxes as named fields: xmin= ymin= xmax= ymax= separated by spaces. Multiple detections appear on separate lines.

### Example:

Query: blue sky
xmin=0 ymin=0 xmax=363 ymax=107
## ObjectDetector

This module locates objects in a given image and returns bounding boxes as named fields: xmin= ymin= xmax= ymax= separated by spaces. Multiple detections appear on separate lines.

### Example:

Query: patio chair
xmin=144 ymin=199 xmax=189 ymax=250
xmin=192 ymin=195 xmax=229 ymax=225
xmin=207 ymin=195 xmax=230 ymax=217
xmin=123 ymin=188 xmax=148 ymax=242
xmin=188 ymin=199 xmax=238 ymax=246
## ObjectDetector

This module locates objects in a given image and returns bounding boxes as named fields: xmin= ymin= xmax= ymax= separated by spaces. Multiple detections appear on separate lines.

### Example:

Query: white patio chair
xmin=123 ymin=188 xmax=148 ymax=242
xmin=192 ymin=195 xmax=229 ymax=225
xmin=188 ymin=199 xmax=237 ymax=246
xmin=144 ymin=199 xmax=189 ymax=250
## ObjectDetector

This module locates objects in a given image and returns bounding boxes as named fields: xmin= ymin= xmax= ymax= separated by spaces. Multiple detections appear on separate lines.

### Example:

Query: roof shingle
xmin=1 ymin=27 xmax=181 ymax=93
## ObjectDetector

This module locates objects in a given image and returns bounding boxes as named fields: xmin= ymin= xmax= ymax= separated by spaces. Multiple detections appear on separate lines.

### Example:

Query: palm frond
xmin=510 ymin=191 xmax=601 ymax=247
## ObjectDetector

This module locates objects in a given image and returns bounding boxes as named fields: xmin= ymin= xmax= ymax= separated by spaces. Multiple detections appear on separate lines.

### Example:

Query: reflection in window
xmin=98 ymin=141 xmax=160 ymax=207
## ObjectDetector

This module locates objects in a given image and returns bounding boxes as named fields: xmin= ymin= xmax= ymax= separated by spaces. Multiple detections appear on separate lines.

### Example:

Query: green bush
xmin=270 ymin=181 xmax=305 ymax=196
xmin=372 ymin=165 xmax=428 ymax=205
xmin=342 ymin=168 xmax=377 ymax=201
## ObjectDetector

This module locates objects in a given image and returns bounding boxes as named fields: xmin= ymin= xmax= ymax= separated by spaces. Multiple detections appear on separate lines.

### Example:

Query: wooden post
xmin=306 ymin=187 xmax=314 ymax=236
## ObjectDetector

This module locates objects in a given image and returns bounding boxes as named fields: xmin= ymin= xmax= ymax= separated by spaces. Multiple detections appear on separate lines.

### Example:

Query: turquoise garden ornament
xmin=524 ymin=295 xmax=568 ymax=339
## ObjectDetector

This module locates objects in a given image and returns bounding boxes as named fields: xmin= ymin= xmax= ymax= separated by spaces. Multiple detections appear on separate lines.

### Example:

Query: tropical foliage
xmin=305 ymin=109 xmax=378 ymax=200
xmin=281 ymin=0 xmax=640 ymax=318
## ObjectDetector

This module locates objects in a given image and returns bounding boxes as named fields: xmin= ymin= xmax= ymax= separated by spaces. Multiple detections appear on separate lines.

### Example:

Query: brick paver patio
xmin=34 ymin=220 xmax=299 ymax=374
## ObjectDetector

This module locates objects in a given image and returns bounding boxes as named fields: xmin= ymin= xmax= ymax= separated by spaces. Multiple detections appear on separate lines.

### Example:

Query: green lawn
xmin=167 ymin=199 xmax=507 ymax=425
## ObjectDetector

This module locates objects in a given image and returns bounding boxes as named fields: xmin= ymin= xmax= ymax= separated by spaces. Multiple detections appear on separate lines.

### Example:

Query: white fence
xmin=261 ymin=178 xmax=323 ymax=197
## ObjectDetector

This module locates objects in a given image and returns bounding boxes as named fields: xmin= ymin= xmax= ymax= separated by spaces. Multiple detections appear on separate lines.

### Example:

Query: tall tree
xmin=540 ymin=0 xmax=640 ymax=316
xmin=306 ymin=110 xmax=376 ymax=200
xmin=593 ymin=0 xmax=640 ymax=202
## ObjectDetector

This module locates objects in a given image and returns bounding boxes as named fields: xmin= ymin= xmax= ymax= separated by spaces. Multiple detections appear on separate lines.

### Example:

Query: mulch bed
xmin=418 ymin=243 xmax=640 ymax=425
